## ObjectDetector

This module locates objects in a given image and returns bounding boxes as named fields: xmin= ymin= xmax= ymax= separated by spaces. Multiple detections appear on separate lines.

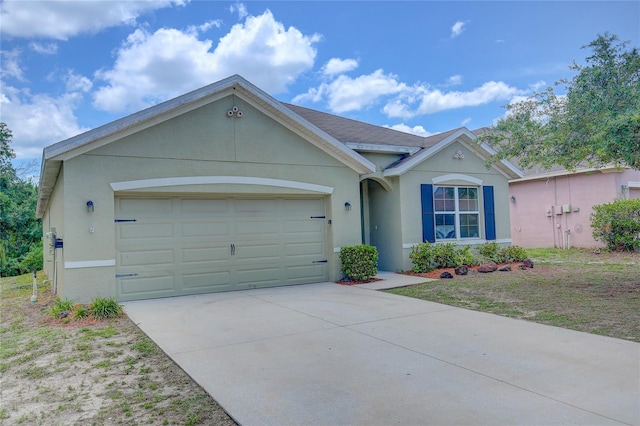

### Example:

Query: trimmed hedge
xmin=339 ymin=244 xmax=378 ymax=281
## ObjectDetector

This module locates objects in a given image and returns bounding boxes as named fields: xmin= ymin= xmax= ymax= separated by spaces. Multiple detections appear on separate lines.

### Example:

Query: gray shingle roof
xmin=282 ymin=103 xmax=459 ymax=149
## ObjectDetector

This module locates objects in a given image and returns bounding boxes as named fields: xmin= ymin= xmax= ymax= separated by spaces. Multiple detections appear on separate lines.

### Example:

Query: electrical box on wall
xmin=555 ymin=206 xmax=563 ymax=215
xmin=562 ymin=204 xmax=572 ymax=213
xmin=546 ymin=208 xmax=553 ymax=217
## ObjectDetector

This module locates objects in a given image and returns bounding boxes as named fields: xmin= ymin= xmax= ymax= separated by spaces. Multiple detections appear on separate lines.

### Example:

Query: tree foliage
xmin=480 ymin=33 xmax=640 ymax=171
xmin=0 ymin=122 xmax=43 ymax=276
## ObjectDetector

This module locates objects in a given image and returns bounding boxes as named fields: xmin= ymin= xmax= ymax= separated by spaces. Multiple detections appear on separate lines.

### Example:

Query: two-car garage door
xmin=115 ymin=197 xmax=328 ymax=301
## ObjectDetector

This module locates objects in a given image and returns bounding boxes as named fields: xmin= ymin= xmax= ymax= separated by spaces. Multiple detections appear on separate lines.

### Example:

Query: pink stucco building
xmin=508 ymin=166 xmax=640 ymax=248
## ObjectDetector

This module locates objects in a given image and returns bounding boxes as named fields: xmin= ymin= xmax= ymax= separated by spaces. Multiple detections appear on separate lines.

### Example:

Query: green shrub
xmin=477 ymin=242 xmax=528 ymax=263
xmin=339 ymin=245 xmax=378 ymax=281
xmin=409 ymin=242 xmax=478 ymax=272
xmin=409 ymin=242 xmax=438 ymax=272
xmin=477 ymin=242 xmax=500 ymax=262
xmin=71 ymin=304 xmax=91 ymax=320
xmin=457 ymin=245 xmax=480 ymax=266
xmin=591 ymin=198 xmax=640 ymax=251
xmin=499 ymin=245 xmax=528 ymax=262
xmin=90 ymin=297 xmax=123 ymax=319
xmin=49 ymin=297 xmax=75 ymax=318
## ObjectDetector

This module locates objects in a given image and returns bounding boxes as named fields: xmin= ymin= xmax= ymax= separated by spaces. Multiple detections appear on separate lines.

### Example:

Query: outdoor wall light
xmin=344 ymin=202 xmax=352 ymax=211
xmin=86 ymin=200 xmax=94 ymax=213
xmin=510 ymin=195 xmax=516 ymax=203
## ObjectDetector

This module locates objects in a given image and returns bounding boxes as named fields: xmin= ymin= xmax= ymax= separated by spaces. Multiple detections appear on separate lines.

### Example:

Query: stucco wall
xmin=509 ymin=169 xmax=640 ymax=248
xmin=52 ymin=95 xmax=364 ymax=301
xmin=42 ymin=166 xmax=65 ymax=297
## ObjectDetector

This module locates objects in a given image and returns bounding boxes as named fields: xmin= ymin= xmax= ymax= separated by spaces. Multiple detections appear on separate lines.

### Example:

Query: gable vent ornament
xmin=453 ymin=150 xmax=464 ymax=159
xmin=226 ymin=106 xmax=243 ymax=118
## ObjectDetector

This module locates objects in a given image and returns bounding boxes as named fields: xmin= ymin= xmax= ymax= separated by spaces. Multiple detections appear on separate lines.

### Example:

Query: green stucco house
xmin=36 ymin=75 xmax=522 ymax=302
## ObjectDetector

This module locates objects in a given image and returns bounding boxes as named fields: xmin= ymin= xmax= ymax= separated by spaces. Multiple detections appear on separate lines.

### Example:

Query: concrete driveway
xmin=124 ymin=275 xmax=640 ymax=425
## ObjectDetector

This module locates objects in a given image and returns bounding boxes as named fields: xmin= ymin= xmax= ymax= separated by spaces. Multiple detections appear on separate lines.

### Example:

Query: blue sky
xmin=1 ymin=1 xmax=638 ymax=170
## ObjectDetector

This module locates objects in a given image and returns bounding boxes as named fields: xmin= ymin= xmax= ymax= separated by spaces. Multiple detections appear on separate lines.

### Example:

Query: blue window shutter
xmin=421 ymin=184 xmax=435 ymax=243
xmin=483 ymin=186 xmax=496 ymax=240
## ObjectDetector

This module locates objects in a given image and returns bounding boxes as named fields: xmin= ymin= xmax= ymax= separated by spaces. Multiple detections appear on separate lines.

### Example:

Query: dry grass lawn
xmin=388 ymin=248 xmax=640 ymax=341
xmin=0 ymin=273 xmax=236 ymax=426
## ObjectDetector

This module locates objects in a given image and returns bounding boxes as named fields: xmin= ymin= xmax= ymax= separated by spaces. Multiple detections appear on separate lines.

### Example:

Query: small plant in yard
xmin=70 ymin=304 xmax=91 ymax=320
xmin=90 ymin=296 xmax=123 ymax=319
xmin=339 ymin=244 xmax=378 ymax=281
xmin=49 ymin=297 xmax=75 ymax=318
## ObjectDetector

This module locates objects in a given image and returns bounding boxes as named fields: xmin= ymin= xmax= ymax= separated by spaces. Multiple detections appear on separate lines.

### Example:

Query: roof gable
xmin=383 ymin=128 xmax=523 ymax=179
xmin=36 ymin=75 xmax=375 ymax=217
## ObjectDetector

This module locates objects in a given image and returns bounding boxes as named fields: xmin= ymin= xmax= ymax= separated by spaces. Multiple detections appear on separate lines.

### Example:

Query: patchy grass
xmin=0 ymin=272 xmax=236 ymax=426
xmin=389 ymin=248 xmax=640 ymax=341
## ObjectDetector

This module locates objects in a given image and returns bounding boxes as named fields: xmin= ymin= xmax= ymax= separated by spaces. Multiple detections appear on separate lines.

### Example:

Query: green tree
xmin=480 ymin=33 xmax=640 ymax=171
xmin=0 ymin=122 xmax=42 ymax=276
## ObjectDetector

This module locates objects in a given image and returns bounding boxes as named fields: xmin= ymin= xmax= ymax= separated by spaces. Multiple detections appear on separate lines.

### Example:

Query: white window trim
xmin=434 ymin=185 xmax=480 ymax=241
xmin=432 ymin=174 xmax=483 ymax=186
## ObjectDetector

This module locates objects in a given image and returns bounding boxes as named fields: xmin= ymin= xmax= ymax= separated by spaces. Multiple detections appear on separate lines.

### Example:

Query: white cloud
xmin=65 ymin=71 xmax=93 ymax=93
xmin=197 ymin=20 xmax=223 ymax=33
xmin=93 ymin=10 xmax=320 ymax=113
xmin=29 ymin=42 xmax=59 ymax=55
xmin=446 ymin=74 xmax=463 ymax=86
xmin=229 ymin=2 xmax=248 ymax=19
xmin=384 ymin=123 xmax=432 ymax=137
xmin=383 ymin=81 xmax=523 ymax=119
xmin=450 ymin=20 xmax=468 ymax=38
xmin=0 ymin=0 xmax=187 ymax=40
xmin=0 ymin=85 xmax=89 ymax=159
xmin=1 ymin=49 xmax=25 ymax=81
xmin=322 ymin=58 xmax=358 ymax=76
xmin=294 ymin=69 xmax=406 ymax=113
xmin=461 ymin=117 xmax=472 ymax=127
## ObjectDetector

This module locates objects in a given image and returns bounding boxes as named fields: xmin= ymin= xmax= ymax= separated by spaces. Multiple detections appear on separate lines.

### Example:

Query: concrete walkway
xmin=123 ymin=274 xmax=640 ymax=425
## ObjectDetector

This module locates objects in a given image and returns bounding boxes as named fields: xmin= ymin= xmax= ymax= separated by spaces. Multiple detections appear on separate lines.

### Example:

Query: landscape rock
xmin=440 ymin=271 xmax=454 ymax=279
xmin=477 ymin=262 xmax=498 ymax=273
xmin=498 ymin=265 xmax=512 ymax=272
xmin=519 ymin=265 xmax=528 ymax=270
xmin=454 ymin=265 xmax=469 ymax=276
xmin=523 ymin=258 xmax=534 ymax=268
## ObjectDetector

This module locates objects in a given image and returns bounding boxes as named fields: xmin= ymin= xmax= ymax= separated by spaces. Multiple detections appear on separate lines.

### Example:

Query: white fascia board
xmin=344 ymin=142 xmax=421 ymax=155
xmin=383 ymin=128 xmax=473 ymax=177
xmin=508 ymin=165 xmax=624 ymax=183
xmin=477 ymin=142 xmax=524 ymax=179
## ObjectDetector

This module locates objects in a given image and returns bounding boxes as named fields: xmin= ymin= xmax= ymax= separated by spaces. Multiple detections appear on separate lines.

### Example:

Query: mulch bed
xmin=404 ymin=262 xmax=525 ymax=280
xmin=336 ymin=277 xmax=384 ymax=286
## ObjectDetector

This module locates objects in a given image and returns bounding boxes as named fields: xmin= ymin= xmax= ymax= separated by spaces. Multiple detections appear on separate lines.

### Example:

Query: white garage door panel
xmin=182 ymin=271 xmax=232 ymax=291
xmin=182 ymin=246 xmax=230 ymax=264
xmin=119 ymin=249 xmax=174 ymax=267
xmin=120 ymin=274 xmax=175 ymax=299
xmin=115 ymin=197 xmax=328 ymax=301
